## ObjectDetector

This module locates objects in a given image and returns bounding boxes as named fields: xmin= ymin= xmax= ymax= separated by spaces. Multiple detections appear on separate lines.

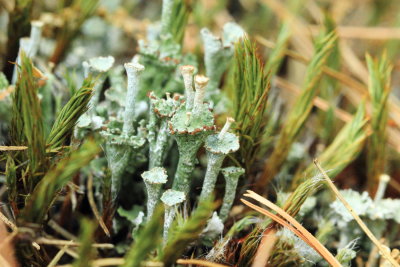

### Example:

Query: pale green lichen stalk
xmin=148 ymin=92 xmax=181 ymax=169
xmin=199 ymin=117 xmax=239 ymax=202
xmin=142 ymin=167 xmax=168 ymax=220
xmin=219 ymin=166 xmax=245 ymax=221
xmin=170 ymin=75 xmax=215 ymax=194
xmin=180 ymin=65 xmax=195 ymax=110
xmin=201 ymin=23 xmax=244 ymax=90
xmin=161 ymin=189 xmax=186 ymax=243
xmin=160 ymin=0 xmax=174 ymax=36
xmin=193 ymin=75 xmax=209 ymax=112
xmin=101 ymin=61 xmax=146 ymax=203
xmin=123 ymin=62 xmax=145 ymax=136
xmin=374 ymin=174 xmax=390 ymax=202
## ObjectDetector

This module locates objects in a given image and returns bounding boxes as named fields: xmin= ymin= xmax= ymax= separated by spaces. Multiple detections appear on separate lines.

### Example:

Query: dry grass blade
xmin=35 ymin=238 xmax=113 ymax=249
xmin=314 ymin=159 xmax=399 ymax=267
xmin=87 ymin=174 xmax=110 ymax=237
xmin=0 ymin=146 xmax=27 ymax=151
xmin=242 ymin=191 xmax=341 ymax=267
xmin=47 ymin=241 xmax=74 ymax=267
xmin=308 ymin=25 xmax=400 ymax=40
xmin=176 ymin=259 xmax=229 ymax=267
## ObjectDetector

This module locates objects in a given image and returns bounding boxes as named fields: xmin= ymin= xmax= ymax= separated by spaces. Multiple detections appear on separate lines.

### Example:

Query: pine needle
xmin=264 ymin=22 xmax=291 ymax=77
xmin=167 ymin=0 xmax=192 ymax=45
xmin=47 ymin=77 xmax=94 ymax=150
xmin=228 ymin=37 xmax=270 ymax=171
xmin=366 ymin=52 xmax=392 ymax=194
xmin=10 ymin=51 xmax=46 ymax=181
xmin=292 ymin=101 xmax=368 ymax=187
xmin=257 ymin=31 xmax=337 ymax=191
xmin=0 ymin=146 xmax=27 ymax=151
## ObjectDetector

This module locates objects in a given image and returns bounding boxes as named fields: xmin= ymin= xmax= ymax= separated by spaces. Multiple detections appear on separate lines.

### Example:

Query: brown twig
xmin=0 ymin=146 xmax=28 ymax=151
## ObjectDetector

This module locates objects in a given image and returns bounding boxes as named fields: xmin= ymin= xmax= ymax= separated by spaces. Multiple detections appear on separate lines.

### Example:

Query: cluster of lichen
xmin=1 ymin=1 xmax=400 ymax=266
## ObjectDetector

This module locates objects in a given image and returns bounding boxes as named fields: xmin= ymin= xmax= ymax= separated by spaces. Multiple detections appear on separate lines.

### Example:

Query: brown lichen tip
xmin=124 ymin=62 xmax=145 ymax=72
xmin=195 ymin=75 xmax=209 ymax=87
xmin=180 ymin=65 xmax=195 ymax=75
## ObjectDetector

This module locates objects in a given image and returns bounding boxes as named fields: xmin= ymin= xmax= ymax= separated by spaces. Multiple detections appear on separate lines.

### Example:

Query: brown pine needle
xmin=176 ymin=259 xmax=229 ymax=267
xmin=242 ymin=191 xmax=341 ymax=267
xmin=87 ymin=174 xmax=110 ymax=237
xmin=314 ymin=159 xmax=399 ymax=267
xmin=0 ymin=146 xmax=28 ymax=151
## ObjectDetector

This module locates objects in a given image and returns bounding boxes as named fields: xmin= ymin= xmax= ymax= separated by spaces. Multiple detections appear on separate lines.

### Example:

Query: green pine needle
xmin=264 ymin=22 xmax=291 ymax=77
xmin=258 ymin=31 xmax=337 ymax=191
xmin=366 ymin=52 xmax=392 ymax=193
xmin=229 ymin=37 xmax=271 ymax=171
xmin=47 ymin=77 xmax=95 ymax=150
xmin=10 ymin=51 xmax=46 ymax=185
xmin=292 ymin=102 xmax=368 ymax=187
